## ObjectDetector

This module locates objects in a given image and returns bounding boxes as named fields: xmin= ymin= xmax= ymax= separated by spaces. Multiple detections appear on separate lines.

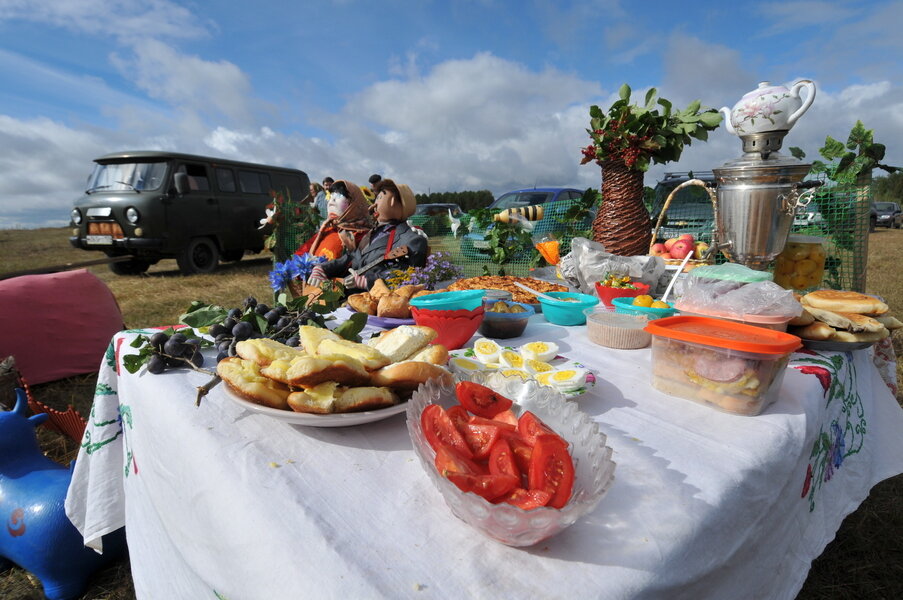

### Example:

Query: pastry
xmin=801 ymin=290 xmax=888 ymax=316
xmin=216 ymin=357 xmax=292 ymax=410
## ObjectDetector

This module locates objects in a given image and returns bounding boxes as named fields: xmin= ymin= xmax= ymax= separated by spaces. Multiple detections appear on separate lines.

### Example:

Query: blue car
xmin=461 ymin=187 xmax=590 ymax=259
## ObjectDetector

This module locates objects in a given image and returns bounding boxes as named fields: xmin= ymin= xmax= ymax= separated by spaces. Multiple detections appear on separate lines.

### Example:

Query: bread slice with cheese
xmin=316 ymin=338 xmax=391 ymax=371
xmin=287 ymin=383 xmax=398 ymax=414
xmin=368 ymin=325 xmax=437 ymax=362
xmin=235 ymin=338 xmax=307 ymax=367
xmin=297 ymin=325 xmax=342 ymax=355
xmin=260 ymin=355 xmax=370 ymax=388
xmin=216 ymin=357 xmax=292 ymax=410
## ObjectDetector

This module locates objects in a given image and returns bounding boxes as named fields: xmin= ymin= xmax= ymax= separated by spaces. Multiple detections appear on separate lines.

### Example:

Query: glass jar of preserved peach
xmin=773 ymin=235 xmax=825 ymax=291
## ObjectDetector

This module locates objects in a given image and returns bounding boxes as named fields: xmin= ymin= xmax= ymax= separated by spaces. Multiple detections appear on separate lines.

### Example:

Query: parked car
xmin=460 ymin=187 xmax=590 ymax=259
xmin=407 ymin=203 xmax=463 ymax=236
xmin=69 ymin=151 xmax=309 ymax=275
xmin=649 ymin=172 xmax=716 ymax=243
xmin=873 ymin=201 xmax=902 ymax=228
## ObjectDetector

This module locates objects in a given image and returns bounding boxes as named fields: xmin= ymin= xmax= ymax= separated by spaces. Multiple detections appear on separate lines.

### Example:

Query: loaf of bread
xmin=801 ymin=290 xmax=888 ymax=316
xmin=216 ymin=357 xmax=292 ymax=410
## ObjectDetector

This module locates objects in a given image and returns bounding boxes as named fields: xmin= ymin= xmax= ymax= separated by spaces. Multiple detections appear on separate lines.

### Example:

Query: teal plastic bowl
xmin=408 ymin=289 xmax=486 ymax=311
xmin=538 ymin=292 xmax=600 ymax=326
xmin=611 ymin=296 xmax=677 ymax=320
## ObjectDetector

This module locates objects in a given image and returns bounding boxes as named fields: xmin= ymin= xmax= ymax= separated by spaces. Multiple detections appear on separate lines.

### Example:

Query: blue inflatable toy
xmin=1 ymin=388 xmax=125 ymax=599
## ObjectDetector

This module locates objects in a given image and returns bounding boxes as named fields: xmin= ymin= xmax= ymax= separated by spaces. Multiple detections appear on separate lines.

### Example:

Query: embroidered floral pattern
xmin=791 ymin=351 xmax=866 ymax=511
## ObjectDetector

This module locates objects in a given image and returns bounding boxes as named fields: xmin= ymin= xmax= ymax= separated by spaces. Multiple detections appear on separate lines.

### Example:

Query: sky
xmin=0 ymin=0 xmax=901 ymax=229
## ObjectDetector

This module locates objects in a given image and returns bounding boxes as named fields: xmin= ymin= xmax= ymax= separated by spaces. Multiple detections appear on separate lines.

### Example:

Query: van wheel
xmin=109 ymin=258 xmax=151 ymax=275
xmin=177 ymin=238 xmax=220 ymax=275
xmin=222 ymin=249 xmax=244 ymax=262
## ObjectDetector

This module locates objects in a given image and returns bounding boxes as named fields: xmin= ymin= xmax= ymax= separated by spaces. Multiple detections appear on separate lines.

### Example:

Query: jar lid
xmin=645 ymin=315 xmax=801 ymax=354
xmin=787 ymin=234 xmax=823 ymax=244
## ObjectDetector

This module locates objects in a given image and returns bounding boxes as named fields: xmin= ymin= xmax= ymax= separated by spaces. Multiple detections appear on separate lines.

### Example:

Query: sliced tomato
xmin=488 ymin=437 xmax=520 ymax=480
xmin=517 ymin=411 xmax=561 ymax=446
xmin=447 ymin=472 xmax=519 ymax=501
xmin=501 ymin=488 xmax=552 ymax=510
xmin=468 ymin=414 xmax=517 ymax=433
xmin=455 ymin=381 xmax=513 ymax=418
xmin=493 ymin=409 xmax=519 ymax=427
xmin=434 ymin=445 xmax=485 ymax=480
xmin=508 ymin=435 xmax=534 ymax=481
xmin=446 ymin=404 xmax=471 ymax=433
xmin=421 ymin=404 xmax=472 ymax=458
xmin=528 ymin=434 xmax=575 ymax=509
xmin=462 ymin=423 xmax=501 ymax=459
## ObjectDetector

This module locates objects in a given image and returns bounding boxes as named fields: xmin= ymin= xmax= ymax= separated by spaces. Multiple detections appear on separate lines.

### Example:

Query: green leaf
xmin=123 ymin=354 xmax=147 ymax=375
xmin=836 ymin=153 xmax=856 ymax=175
xmin=644 ymin=87 xmax=657 ymax=108
xmin=657 ymin=97 xmax=672 ymax=117
xmin=864 ymin=142 xmax=886 ymax=162
xmin=789 ymin=146 xmax=806 ymax=160
xmin=589 ymin=105 xmax=603 ymax=119
xmin=618 ymin=83 xmax=631 ymax=101
xmin=698 ymin=111 xmax=723 ymax=128
xmin=846 ymin=120 xmax=872 ymax=150
xmin=685 ymin=99 xmax=701 ymax=114
xmin=180 ymin=305 xmax=228 ymax=328
xmin=333 ymin=311 xmax=367 ymax=343
xmin=819 ymin=136 xmax=846 ymax=161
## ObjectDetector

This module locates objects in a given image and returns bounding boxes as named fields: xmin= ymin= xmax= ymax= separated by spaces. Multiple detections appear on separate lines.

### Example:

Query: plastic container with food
xmin=478 ymin=300 xmax=535 ymax=339
xmin=611 ymin=296 xmax=677 ymax=320
xmin=585 ymin=309 xmax=651 ymax=349
xmin=594 ymin=281 xmax=651 ymax=308
xmin=773 ymin=234 xmax=825 ymax=292
xmin=644 ymin=315 xmax=802 ymax=416
xmin=676 ymin=309 xmax=792 ymax=332
xmin=538 ymin=292 xmax=600 ymax=326
xmin=409 ymin=289 xmax=486 ymax=311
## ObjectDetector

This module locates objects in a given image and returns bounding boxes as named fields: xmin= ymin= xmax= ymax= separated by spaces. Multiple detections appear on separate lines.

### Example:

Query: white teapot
xmin=720 ymin=80 xmax=816 ymax=136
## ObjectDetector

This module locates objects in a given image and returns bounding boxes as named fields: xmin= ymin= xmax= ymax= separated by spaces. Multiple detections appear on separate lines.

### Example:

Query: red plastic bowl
xmin=410 ymin=306 xmax=485 ymax=350
xmin=594 ymin=281 xmax=651 ymax=309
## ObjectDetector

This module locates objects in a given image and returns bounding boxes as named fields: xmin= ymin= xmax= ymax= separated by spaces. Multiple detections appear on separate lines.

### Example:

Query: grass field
xmin=1 ymin=227 xmax=901 ymax=599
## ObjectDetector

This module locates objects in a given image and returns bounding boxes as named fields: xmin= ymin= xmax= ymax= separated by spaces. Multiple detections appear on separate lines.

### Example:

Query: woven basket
xmin=592 ymin=160 xmax=651 ymax=256
xmin=649 ymin=178 xmax=718 ymax=270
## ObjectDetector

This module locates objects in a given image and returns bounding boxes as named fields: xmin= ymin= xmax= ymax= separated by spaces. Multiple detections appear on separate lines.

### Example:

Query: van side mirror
xmin=174 ymin=172 xmax=190 ymax=195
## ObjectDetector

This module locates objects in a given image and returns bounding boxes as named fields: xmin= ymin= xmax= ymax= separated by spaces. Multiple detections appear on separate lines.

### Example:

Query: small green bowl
xmin=611 ymin=296 xmax=677 ymax=320
xmin=538 ymin=292 xmax=600 ymax=326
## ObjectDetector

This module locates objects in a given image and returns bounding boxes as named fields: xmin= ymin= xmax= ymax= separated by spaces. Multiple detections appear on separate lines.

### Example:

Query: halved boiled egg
xmin=497 ymin=368 xmax=530 ymax=381
xmin=536 ymin=367 xmax=588 ymax=392
xmin=520 ymin=341 xmax=559 ymax=363
xmin=524 ymin=358 xmax=554 ymax=376
xmin=473 ymin=338 xmax=502 ymax=364
xmin=448 ymin=356 xmax=484 ymax=375
xmin=498 ymin=350 xmax=525 ymax=369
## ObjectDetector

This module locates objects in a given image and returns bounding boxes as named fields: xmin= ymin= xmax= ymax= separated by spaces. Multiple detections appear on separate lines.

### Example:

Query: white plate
xmin=447 ymin=348 xmax=596 ymax=398
xmin=220 ymin=385 xmax=409 ymax=427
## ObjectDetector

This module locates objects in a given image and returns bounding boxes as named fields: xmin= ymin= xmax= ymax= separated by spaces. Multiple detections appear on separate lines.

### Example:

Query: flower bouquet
xmin=386 ymin=252 xmax=464 ymax=290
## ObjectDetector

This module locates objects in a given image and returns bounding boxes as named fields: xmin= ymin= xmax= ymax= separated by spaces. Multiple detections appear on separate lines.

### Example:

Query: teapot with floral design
xmin=720 ymin=80 xmax=816 ymax=136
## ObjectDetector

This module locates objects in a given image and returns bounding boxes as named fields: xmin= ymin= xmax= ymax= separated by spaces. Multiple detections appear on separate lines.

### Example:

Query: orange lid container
xmin=644 ymin=315 xmax=801 ymax=355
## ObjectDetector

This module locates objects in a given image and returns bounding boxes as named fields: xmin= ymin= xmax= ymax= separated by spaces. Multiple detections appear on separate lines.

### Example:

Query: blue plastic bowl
xmin=538 ymin=292 xmax=600 ymax=326
xmin=611 ymin=297 xmax=677 ymax=320
xmin=408 ymin=289 xmax=486 ymax=311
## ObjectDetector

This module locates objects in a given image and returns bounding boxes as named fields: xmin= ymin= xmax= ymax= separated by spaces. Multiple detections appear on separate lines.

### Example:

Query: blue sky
xmin=1 ymin=0 xmax=901 ymax=228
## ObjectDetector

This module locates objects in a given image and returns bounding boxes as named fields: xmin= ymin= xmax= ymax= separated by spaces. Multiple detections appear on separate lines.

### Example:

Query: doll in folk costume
xmin=308 ymin=179 xmax=428 ymax=291
xmin=294 ymin=180 xmax=373 ymax=260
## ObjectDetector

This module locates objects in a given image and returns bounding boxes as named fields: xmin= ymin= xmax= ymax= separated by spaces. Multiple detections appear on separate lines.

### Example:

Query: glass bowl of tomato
xmin=406 ymin=370 xmax=616 ymax=547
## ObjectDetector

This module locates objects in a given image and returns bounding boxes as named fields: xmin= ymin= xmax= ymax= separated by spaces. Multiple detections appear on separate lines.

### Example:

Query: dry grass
xmin=1 ymin=227 xmax=901 ymax=599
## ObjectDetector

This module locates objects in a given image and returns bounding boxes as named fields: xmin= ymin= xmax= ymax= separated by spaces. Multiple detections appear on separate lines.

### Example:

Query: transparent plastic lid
xmin=688 ymin=263 xmax=772 ymax=284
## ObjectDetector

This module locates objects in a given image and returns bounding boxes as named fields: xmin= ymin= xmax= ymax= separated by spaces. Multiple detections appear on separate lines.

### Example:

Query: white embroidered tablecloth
xmin=66 ymin=315 xmax=903 ymax=600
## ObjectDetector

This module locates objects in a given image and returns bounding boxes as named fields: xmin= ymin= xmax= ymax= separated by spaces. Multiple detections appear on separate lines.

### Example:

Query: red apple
xmin=661 ymin=252 xmax=673 ymax=259
xmin=678 ymin=233 xmax=695 ymax=245
xmin=670 ymin=240 xmax=694 ymax=259
xmin=664 ymin=238 xmax=679 ymax=251
xmin=650 ymin=243 xmax=667 ymax=256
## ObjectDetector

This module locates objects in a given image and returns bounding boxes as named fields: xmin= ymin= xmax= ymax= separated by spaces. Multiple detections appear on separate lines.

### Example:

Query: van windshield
xmin=87 ymin=161 xmax=168 ymax=193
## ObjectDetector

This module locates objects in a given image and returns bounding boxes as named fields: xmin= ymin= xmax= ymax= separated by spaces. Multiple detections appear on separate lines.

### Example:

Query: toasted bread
xmin=216 ymin=357 xmax=292 ymax=409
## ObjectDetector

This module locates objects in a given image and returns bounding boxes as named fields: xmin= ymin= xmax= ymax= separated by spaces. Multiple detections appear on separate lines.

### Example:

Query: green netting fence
xmin=271 ymin=178 xmax=872 ymax=291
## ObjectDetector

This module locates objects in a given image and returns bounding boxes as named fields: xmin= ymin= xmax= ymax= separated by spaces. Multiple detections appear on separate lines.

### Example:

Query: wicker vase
xmin=591 ymin=160 xmax=651 ymax=256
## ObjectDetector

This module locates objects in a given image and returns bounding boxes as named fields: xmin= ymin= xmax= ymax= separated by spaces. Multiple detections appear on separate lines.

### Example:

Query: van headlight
xmin=125 ymin=206 xmax=140 ymax=224
xmin=71 ymin=208 xmax=82 ymax=225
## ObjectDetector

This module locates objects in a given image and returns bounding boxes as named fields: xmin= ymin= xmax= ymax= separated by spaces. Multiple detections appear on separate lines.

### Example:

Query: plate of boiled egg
xmin=447 ymin=338 xmax=596 ymax=398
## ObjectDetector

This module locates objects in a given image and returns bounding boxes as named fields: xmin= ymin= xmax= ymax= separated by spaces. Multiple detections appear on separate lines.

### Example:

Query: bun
xmin=875 ymin=315 xmax=903 ymax=330
xmin=368 ymin=325 xmax=437 ymax=362
xmin=788 ymin=309 xmax=815 ymax=327
xmin=802 ymin=306 xmax=885 ymax=333
xmin=235 ymin=338 xmax=307 ymax=367
xmin=369 ymin=279 xmax=392 ymax=300
xmin=369 ymin=361 xmax=453 ymax=390
xmin=377 ymin=294 xmax=411 ymax=319
xmin=216 ymin=357 xmax=291 ymax=410
xmin=316 ymin=338 xmax=391 ymax=371
xmin=347 ymin=292 xmax=377 ymax=314
xmin=297 ymin=325 xmax=342 ymax=354
xmin=394 ymin=284 xmax=425 ymax=301
xmin=792 ymin=322 xmax=835 ymax=340
xmin=802 ymin=290 xmax=888 ymax=315
xmin=287 ymin=383 xmax=398 ymax=414
xmin=261 ymin=355 xmax=370 ymax=388
xmin=830 ymin=328 xmax=889 ymax=343
xmin=407 ymin=343 xmax=449 ymax=365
